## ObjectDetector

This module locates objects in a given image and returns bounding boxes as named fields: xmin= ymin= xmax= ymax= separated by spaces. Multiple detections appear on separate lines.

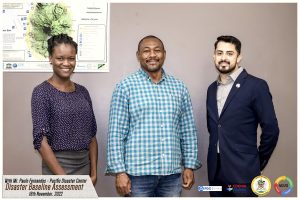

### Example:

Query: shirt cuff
xmin=105 ymin=165 xmax=126 ymax=175
xmin=183 ymin=158 xmax=202 ymax=170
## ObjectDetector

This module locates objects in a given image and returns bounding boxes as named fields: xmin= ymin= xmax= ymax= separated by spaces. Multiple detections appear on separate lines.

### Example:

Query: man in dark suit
xmin=206 ymin=35 xmax=279 ymax=197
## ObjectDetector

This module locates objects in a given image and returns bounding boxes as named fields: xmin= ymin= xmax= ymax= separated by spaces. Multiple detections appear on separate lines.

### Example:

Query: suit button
xmin=218 ymin=124 xmax=221 ymax=128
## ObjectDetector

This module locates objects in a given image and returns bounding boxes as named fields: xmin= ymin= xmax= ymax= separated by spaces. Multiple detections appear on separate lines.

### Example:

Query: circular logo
xmin=251 ymin=175 xmax=272 ymax=196
xmin=198 ymin=186 xmax=204 ymax=191
xmin=274 ymin=176 xmax=293 ymax=196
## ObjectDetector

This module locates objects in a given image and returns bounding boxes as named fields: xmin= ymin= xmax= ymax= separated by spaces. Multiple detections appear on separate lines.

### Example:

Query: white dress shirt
xmin=216 ymin=66 xmax=244 ymax=153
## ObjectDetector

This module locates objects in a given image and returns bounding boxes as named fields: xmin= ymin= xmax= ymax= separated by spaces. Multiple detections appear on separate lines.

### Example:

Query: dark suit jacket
xmin=206 ymin=69 xmax=279 ymax=184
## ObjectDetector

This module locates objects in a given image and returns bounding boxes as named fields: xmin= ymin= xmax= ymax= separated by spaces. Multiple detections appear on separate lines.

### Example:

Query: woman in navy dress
xmin=31 ymin=34 xmax=98 ymax=185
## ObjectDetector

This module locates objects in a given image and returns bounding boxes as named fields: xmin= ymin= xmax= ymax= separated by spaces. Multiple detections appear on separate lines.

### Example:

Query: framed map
xmin=2 ymin=0 xmax=109 ymax=72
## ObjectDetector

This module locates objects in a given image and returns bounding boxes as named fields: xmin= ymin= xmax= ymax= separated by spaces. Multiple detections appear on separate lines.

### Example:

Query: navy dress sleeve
xmin=31 ymin=85 xmax=51 ymax=150
xmin=81 ymin=86 xmax=97 ymax=138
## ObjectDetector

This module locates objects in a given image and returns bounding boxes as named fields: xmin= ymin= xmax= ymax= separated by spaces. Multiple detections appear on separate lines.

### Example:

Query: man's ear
xmin=213 ymin=52 xmax=216 ymax=62
xmin=136 ymin=51 xmax=140 ymax=61
xmin=237 ymin=54 xmax=242 ymax=64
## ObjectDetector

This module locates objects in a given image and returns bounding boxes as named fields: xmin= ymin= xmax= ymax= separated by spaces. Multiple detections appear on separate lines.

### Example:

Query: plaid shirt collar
xmin=138 ymin=68 xmax=167 ymax=84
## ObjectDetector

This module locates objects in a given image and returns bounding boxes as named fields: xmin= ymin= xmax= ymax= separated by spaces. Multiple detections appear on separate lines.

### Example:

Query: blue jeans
xmin=128 ymin=173 xmax=182 ymax=197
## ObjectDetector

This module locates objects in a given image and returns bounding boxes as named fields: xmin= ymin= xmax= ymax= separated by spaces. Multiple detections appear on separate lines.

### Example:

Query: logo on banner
xmin=197 ymin=185 xmax=222 ymax=192
xmin=3 ymin=175 xmax=97 ymax=198
xmin=274 ymin=176 xmax=293 ymax=196
xmin=226 ymin=184 xmax=247 ymax=193
xmin=251 ymin=175 xmax=271 ymax=196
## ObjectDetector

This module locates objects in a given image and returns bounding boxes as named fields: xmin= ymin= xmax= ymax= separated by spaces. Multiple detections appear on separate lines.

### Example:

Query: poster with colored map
xmin=2 ymin=0 xmax=109 ymax=72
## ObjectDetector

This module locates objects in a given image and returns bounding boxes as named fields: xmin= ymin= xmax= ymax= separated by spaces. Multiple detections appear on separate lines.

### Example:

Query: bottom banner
xmin=2 ymin=175 xmax=98 ymax=198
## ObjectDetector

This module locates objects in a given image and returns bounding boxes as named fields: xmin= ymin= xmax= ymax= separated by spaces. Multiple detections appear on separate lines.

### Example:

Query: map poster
xmin=2 ymin=0 xmax=109 ymax=72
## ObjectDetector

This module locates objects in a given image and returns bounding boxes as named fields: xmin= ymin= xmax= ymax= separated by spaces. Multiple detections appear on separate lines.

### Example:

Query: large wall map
xmin=3 ymin=1 xmax=109 ymax=72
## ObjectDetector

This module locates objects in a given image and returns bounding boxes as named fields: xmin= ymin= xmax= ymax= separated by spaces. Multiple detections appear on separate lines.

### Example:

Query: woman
xmin=31 ymin=34 xmax=98 ymax=185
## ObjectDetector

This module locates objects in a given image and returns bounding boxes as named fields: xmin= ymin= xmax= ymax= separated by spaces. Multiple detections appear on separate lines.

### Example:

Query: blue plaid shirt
xmin=106 ymin=69 xmax=201 ymax=176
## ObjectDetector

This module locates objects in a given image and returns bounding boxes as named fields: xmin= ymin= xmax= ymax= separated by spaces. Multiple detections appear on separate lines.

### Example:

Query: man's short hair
xmin=214 ymin=35 xmax=241 ymax=55
xmin=137 ymin=35 xmax=165 ymax=52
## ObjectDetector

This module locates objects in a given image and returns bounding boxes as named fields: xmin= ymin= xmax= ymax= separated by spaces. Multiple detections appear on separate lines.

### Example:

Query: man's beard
xmin=216 ymin=60 xmax=237 ymax=74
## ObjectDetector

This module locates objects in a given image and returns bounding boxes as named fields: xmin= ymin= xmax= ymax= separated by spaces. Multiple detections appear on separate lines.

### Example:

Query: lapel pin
xmin=236 ymin=83 xmax=240 ymax=88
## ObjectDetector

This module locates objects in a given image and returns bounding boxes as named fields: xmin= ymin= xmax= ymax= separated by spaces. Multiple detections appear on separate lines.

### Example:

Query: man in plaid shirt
xmin=106 ymin=35 xmax=201 ymax=197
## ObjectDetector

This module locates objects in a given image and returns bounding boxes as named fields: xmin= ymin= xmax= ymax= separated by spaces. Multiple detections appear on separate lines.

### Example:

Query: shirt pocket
xmin=162 ymin=92 xmax=182 ymax=116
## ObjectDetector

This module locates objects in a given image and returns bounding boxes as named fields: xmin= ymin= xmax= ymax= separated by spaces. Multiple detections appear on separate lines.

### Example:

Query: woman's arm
xmin=38 ymin=136 xmax=66 ymax=175
xmin=89 ymin=136 xmax=98 ymax=185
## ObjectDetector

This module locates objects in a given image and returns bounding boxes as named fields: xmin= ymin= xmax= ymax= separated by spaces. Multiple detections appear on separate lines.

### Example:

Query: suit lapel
xmin=210 ymin=82 xmax=219 ymax=121
xmin=219 ymin=69 xmax=248 ymax=118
